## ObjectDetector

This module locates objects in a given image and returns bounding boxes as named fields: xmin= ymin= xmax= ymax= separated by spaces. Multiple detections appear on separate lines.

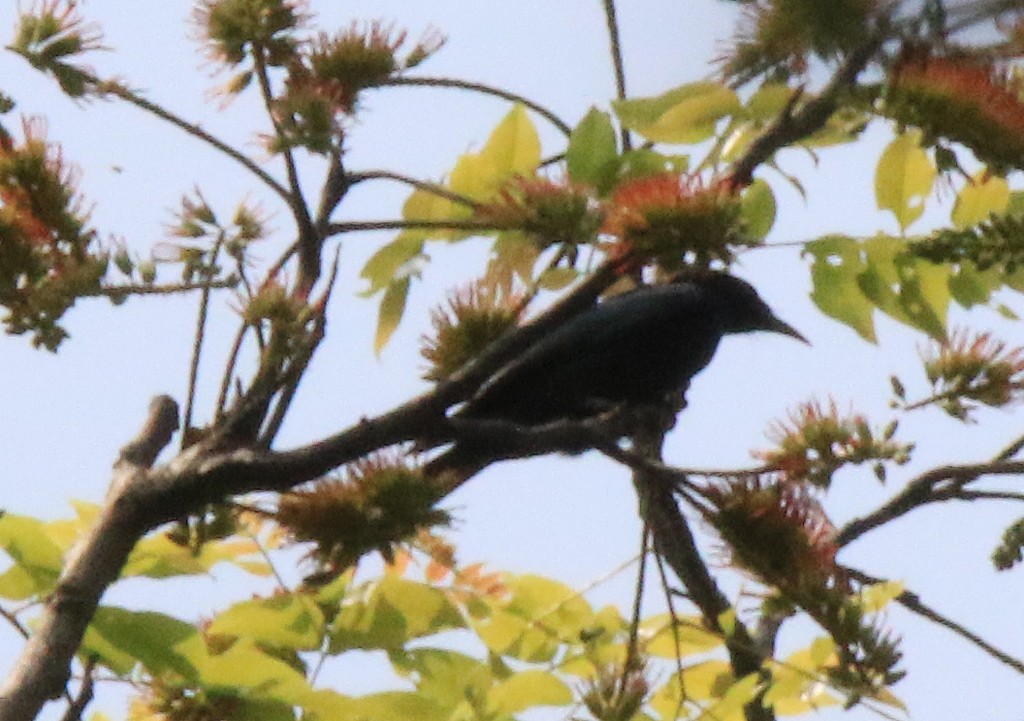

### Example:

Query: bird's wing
xmin=463 ymin=284 xmax=714 ymax=422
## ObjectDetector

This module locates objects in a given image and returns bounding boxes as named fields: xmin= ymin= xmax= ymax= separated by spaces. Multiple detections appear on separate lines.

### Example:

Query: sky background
xmin=1 ymin=1 xmax=1023 ymax=720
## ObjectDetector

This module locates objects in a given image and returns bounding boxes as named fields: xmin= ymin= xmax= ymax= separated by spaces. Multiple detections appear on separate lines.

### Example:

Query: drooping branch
xmin=846 ymin=567 xmax=1024 ymax=675
xmin=379 ymin=76 xmax=572 ymax=136
xmin=89 ymin=79 xmax=290 ymax=202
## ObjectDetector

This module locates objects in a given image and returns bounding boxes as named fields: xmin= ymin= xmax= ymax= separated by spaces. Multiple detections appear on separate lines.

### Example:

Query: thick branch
xmin=0 ymin=263 xmax=622 ymax=720
xmin=730 ymin=33 xmax=884 ymax=187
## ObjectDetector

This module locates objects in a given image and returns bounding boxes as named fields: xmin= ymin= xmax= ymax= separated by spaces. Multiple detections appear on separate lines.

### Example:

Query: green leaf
xmin=331 ymin=576 xmax=464 ymax=651
xmin=360 ymin=234 xmax=426 ymax=297
xmin=538 ymin=266 xmax=578 ymax=290
xmin=875 ymin=131 xmax=935 ymax=232
xmin=209 ymin=593 xmax=325 ymax=651
xmin=614 ymin=82 xmax=740 ymax=144
xmin=566 ymin=107 xmax=618 ymax=193
xmin=0 ymin=514 xmax=64 ymax=600
xmin=86 ymin=607 xmax=203 ymax=681
xmin=952 ymin=173 xmax=1010 ymax=228
xmin=374 ymin=278 xmax=410 ymax=355
xmin=948 ymin=262 xmax=1002 ymax=307
xmin=740 ymin=179 xmax=776 ymax=241
xmin=805 ymin=236 xmax=877 ymax=342
xmin=616 ymin=148 xmax=682 ymax=181
xmin=488 ymin=670 xmax=571 ymax=713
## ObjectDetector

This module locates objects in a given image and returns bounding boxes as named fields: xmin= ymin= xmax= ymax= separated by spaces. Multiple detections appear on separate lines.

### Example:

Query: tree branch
xmin=729 ymin=33 xmax=885 ymax=187
xmin=837 ymin=459 xmax=1024 ymax=547
xmin=626 ymin=425 xmax=772 ymax=721
xmin=0 ymin=398 xmax=178 ymax=721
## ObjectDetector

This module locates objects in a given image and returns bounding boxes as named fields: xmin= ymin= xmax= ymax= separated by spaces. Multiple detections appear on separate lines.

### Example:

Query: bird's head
xmin=691 ymin=271 xmax=809 ymax=343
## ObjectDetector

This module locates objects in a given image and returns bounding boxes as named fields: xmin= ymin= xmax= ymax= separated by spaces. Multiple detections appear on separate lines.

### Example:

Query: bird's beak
xmin=769 ymin=316 xmax=810 ymax=345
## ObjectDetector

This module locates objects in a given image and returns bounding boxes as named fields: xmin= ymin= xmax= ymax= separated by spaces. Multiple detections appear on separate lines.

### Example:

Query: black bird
xmin=427 ymin=271 xmax=807 ymax=482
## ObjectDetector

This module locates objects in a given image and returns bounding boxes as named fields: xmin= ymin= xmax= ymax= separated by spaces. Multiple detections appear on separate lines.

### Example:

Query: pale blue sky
xmin=1 ymin=2 xmax=1022 ymax=720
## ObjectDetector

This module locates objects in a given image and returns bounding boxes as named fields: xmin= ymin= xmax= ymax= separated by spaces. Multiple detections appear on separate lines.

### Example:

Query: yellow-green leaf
xmin=344 ymin=691 xmax=450 ymax=721
xmin=473 ymin=607 xmax=556 ymax=661
xmin=698 ymin=673 xmax=762 ymax=721
xmin=806 ymin=236 xmax=876 ymax=342
xmin=488 ymin=670 xmax=572 ymax=713
xmin=0 ymin=514 xmax=64 ymax=599
xmin=331 ymin=576 xmax=464 ymax=651
xmin=360 ymin=234 xmax=425 ymax=297
xmin=640 ymin=613 xmax=724 ymax=657
xmin=649 ymin=660 xmax=733 ymax=718
xmin=952 ymin=173 xmax=1010 ymax=228
xmin=480 ymin=104 xmax=541 ymax=179
xmin=374 ymin=278 xmax=410 ymax=355
xmin=860 ymin=235 xmax=948 ymax=340
xmin=390 ymin=648 xmax=492 ymax=706
xmin=875 ymin=130 xmax=935 ymax=232
xmin=200 ymin=638 xmax=315 ymax=706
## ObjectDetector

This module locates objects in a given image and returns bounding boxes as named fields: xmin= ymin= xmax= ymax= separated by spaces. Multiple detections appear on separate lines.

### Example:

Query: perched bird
xmin=427 ymin=271 xmax=807 ymax=482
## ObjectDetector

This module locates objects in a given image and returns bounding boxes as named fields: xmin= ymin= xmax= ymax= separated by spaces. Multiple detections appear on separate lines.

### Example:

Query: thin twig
xmin=623 ymin=524 xmax=648 ymax=682
xmin=215 ymin=321 xmax=250 ymax=422
xmin=601 ymin=0 xmax=632 ymax=152
xmin=347 ymin=169 xmax=483 ymax=210
xmin=183 ymin=234 xmax=226 ymax=441
xmin=259 ymin=248 xmax=340 ymax=446
xmin=0 ymin=606 xmax=28 ymax=640
xmin=326 ymin=218 xmax=508 ymax=235
xmin=379 ymin=76 xmax=572 ymax=136
xmin=58 ymin=658 xmax=95 ymax=721
xmin=251 ymin=51 xmax=320 ymax=290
